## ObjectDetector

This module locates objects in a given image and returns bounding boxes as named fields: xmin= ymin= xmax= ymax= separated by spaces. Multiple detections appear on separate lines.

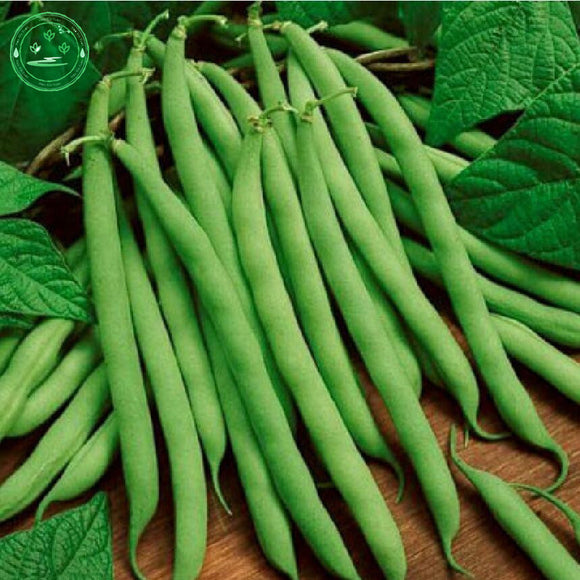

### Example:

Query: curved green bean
xmin=287 ymin=53 xmax=492 ymax=440
xmin=450 ymin=426 xmax=580 ymax=580
xmin=37 ymin=413 xmax=119 ymax=521
xmin=126 ymin=43 xmax=227 ymax=511
xmin=201 ymin=312 xmax=298 ymax=580
xmin=331 ymin=50 xmax=568 ymax=491
xmin=233 ymin=127 xmax=406 ymax=579
xmin=146 ymin=36 xmax=242 ymax=179
xmin=8 ymin=328 xmax=101 ymax=437
xmin=162 ymin=22 xmax=295 ymax=430
xmin=0 ymin=317 xmax=75 ymax=442
xmin=291 ymin=93 xmax=465 ymax=573
xmin=492 ymin=315 xmax=580 ymax=406
xmin=398 ymin=94 xmax=497 ymax=159
xmin=0 ymin=364 xmax=109 ymax=522
xmin=382 ymin=171 xmax=580 ymax=315
xmin=325 ymin=22 xmax=409 ymax=51
xmin=281 ymin=22 xmax=409 ymax=266
xmin=118 ymin=192 xmax=207 ymax=580
xmin=0 ymin=329 xmax=23 ymax=375
xmin=82 ymin=76 xmax=158 ymax=578
xmin=108 ymin=138 xmax=359 ymax=579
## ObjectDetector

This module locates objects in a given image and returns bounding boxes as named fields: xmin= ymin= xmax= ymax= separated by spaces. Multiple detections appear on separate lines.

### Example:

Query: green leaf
xmin=398 ymin=1 xmax=441 ymax=48
xmin=0 ymin=161 xmax=77 ymax=216
xmin=0 ymin=493 xmax=113 ymax=579
xmin=427 ymin=1 xmax=580 ymax=146
xmin=0 ymin=313 xmax=34 ymax=329
xmin=276 ymin=1 xmax=397 ymax=28
xmin=448 ymin=63 xmax=580 ymax=270
xmin=0 ymin=219 xmax=92 ymax=321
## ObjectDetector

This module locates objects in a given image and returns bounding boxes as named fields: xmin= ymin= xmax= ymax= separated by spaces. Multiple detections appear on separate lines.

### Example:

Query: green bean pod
xmin=37 ymin=413 xmax=119 ymax=521
xmin=233 ymin=127 xmax=406 ymax=579
xmin=351 ymin=246 xmax=422 ymax=399
xmin=384 ymin=177 xmax=580 ymax=315
xmin=281 ymin=23 xmax=408 ymax=266
xmin=450 ymin=426 xmax=580 ymax=580
xmin=118 ymin=197 xmax=207 ymax=580
xmin=201 ymin=312 xmax=298 ymax=580
xmin=0 ymin=330 xmax=23 ymax=375
xmin=162 ymin=22 xmax=295 ymax=430
xmin=287 ymin=53 xmax=493 ymax=440
xmin=0 ymin=364 xmax=110 ymax=522
xmin=8 ymin=328 xmax=101 ymax=437
xmin=291 ymin=79 xmax=465 ymax=574
xmin=204 ymin=140 xmax=232 ymax=219
xmin=324 ymin=21 xmax=409 ymax=51
xmin=125 ymin=44 xmax=227 ymax=510
xmin=331 ymin=50 xmax=568 ymax=491
xmin=492 ymin=315 xmax=580 ymax=405
xmin=83 ymin=77 xmax=158 ymax=578
xmin=109 ymin=138 xmax=359 ymax=580
xmin=146 ymin=36 xmax=242 ymax=179
xmin=248 ymin=4 xmax=298 ymax=173
xmin=397 ymin=94 xmax=497 ymax=159
xmin=0 ymin=318 xmax=75 ymax=442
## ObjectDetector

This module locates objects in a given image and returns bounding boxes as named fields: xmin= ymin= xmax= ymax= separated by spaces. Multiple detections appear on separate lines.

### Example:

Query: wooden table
xmin=1 ymin=325 xmax=579 ymax=580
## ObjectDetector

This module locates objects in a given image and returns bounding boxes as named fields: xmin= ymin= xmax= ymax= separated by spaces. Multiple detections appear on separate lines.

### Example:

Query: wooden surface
xmin=1 ymin=320 xmax=580 ymax=580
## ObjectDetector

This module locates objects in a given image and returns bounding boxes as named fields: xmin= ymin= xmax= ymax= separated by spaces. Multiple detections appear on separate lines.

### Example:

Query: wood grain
xmin=1 ymin=317 xmax=579 ymax=580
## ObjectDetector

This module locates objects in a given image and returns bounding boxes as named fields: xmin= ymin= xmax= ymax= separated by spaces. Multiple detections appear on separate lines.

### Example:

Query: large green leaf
xmin=427 ymin=1 xmax=579 ymax=146
xmin=448 ymin=64 xmax=580 ymax=269
xmin=276 ymin=1 xmax=397 ymax=28
xmin=0 ymin=160 xmax=77 ymax=216
xmin=0 ymin=493 xmax=112 ymax=579
xmin=0 ymin=218 xmax=92 ymax=320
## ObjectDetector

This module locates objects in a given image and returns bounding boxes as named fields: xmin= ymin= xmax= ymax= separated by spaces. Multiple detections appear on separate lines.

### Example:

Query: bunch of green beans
xmin=3 ymin=8 xmax=580 ymax=580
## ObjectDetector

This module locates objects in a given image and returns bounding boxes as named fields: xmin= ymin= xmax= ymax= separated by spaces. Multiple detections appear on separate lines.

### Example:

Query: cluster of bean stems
xmin=2 ymin=7 xmax=580 ymax=580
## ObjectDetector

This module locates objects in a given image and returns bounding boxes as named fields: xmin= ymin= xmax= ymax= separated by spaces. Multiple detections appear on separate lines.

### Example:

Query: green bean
xmin=0 ymin=329 xmax=23 ymax=375
xmin=402 ymin=236 xmax=580 ymax=349
xmin=281 ymin=23 xmax=409 ymax=266
xmin=234 ymin=126 xmax=405 ymax=579
xmin=117 ymin=195 xmax=207 ymax=580
xmin=211 ymin=21 xmax=288 ymax=57
xmin=162 ymin=21 xmax=295 ymax=430
xmin=492 ymin=315 xmax=580 ymax=406
xmin=248 ymin=4 xmax=298 ymax=173
xmin=204 ymin=140 xmax=232 ymax=219
xmin=287 ymin=53 xmax=493 ymax=441
xmin=126 ymin=42 xmax=228 ymax=510
xmin=397 ymin=94 xmax=497 ymax=159
xmin=108 ymin=137 xmax=359 ymax=579
xmin=330 ymin=50 xmax=568 ymax=491
xmin=202 ymin=53 xmax=403 ymax=478
xmin=291 ymin=83 xmax=465 ymax=574
xmin=37 ymin=413 xmax=119 ymax=520
xmin=350 ymin=246 xmax=422 ymax=399
xmin=186 ymin=0 xmax=231 ymax=38
xmin=82 ymin=75 xmax=158 ymax=578
xmin=0 ymin=364 xmax=110 ymax=522
xmin=200 ymin=312 xmax=298 ymax=580
xmin=8 ymin=328 xmax=101 ymax=437
xmin=384 ymin=178 xmax=580 ymax=315
xmin=146 ymin=36 xmax=242 ymax=179
xmin=0 ymin=318 xmax=76 ymax=442
xmin=324 ymin=22 xmax=409 ymax=51
xmin=450 ymin=426 xmax=580 ymax=580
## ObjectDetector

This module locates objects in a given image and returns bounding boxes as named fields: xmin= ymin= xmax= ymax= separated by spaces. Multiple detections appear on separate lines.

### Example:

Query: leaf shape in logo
xmin=29 ymin=41 xmax=40 ymax=54
xmin=43 ymin=29 xmax=55 ymax=41
xmin=0 ymin=493 xmax=113 ymax=580
xmin=427 ymin=1 xmax=580 ymax=146
xmin=0 ymin=219 xmax=92 ymax=321
xmin=58 ymin=42 xmax=70 ymax=55
xmin=448 ymin=64 xmax=580 ymax=270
